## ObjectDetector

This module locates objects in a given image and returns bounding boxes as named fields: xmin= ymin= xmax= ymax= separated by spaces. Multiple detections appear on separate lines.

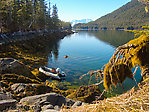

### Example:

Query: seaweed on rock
xmin=103 ymin=25 xmax=149 ymax=90
xmin=80 ymin=25 xmax=149 ymax=91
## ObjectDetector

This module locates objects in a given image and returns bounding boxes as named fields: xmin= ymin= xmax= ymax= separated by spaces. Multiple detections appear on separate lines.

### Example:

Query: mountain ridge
xmin=73 ymin=0 xmax=149 ymax=30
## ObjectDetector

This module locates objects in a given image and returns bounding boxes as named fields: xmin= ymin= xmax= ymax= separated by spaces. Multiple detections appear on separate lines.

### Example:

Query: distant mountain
xmin=73 ymin=0 xmax=149 ymax=30
xmin=71 ymin=19 xmax=92 ymax=26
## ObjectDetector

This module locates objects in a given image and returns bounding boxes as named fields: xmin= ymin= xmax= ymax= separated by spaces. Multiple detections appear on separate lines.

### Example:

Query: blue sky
xmin=49 ymin=0 xmax=131 ymax=22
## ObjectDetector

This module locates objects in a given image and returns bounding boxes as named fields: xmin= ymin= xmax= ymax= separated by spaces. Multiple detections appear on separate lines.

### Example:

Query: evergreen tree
xmin=46 ymin=1 xmax=52 ymax=30
xmin=0 ymin=0 xmax=70 ymax=33
xmin=52 ymin=4 xmax=59 ymax=30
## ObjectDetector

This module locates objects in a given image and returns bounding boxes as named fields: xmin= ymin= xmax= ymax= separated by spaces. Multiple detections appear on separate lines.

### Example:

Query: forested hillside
xmin=74 ymin=0 xmax=149 ymax=30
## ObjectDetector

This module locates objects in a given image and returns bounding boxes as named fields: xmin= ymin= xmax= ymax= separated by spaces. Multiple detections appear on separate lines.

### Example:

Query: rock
xmin=9 ymin=83 xmax=53 ymax=100
xmin=67 ymin=85 xmax=105 ymax=103
xmin=0 ymin=99 xmax=17 ymax=111
xmin=39 ymin=100 xmax=51 ymax=106
xmin=65 ymin=98 xmax=75 ymax=107
xmin=20 ymin=93 xmax=61 ymax=106
xmin=0 ymin=92 xmax=12 ymax=100
xmin=7 ymin=110 xmax=19 ymax=112
xmin=1 ymin=74 xmax=39 ymax=84
xmin=46 ymin=93 xmax=66 ymax=107
xmin=20 ymin=94 xmax=46 ymax=105
xmin=0 ymin=58 xmax=35 ymax=79
xmin=11 ymin=83 xmax=27 ymax=93
xmin=71 ymin=101 xmax=82 ymax=108
xmin=20 ymin=93 xmax=75 ymax=111
xmin=42 ymin=104 xmax=54 ymax=111
xmin=54 ymin=105 xmax=60 ymax=111
xmin=43 ymin=109 xmax=59 ymax=112
xmin=0 ymin=89 xmax=17 ymax=111
xmin=32 ymin=103 xmax=41 ymax=112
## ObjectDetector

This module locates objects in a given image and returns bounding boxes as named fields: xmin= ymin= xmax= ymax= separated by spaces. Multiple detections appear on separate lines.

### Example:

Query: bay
xmin=47 ymin=30 xmax=142 ymax=95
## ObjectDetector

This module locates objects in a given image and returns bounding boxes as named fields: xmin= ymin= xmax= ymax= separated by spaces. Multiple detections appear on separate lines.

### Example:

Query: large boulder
xmin=20 ymin=93 xmax=75 ymax=106
xmin=10 ymin=83 xmax=53 ymax=100
xmin=20 ymin=93 xmax=75 ymax=111
xmin=0 ymin=58 xmax=35 ymax=79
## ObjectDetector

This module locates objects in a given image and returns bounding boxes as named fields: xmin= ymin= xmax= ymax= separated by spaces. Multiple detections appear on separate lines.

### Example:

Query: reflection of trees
xmin=51 ymin=41 xmax=60 ymax=61
xmin=14 ymin=35 xmax=61 ymax=63
xmin=86 ymin=31 xmax=135 ymax=47
xmin=42 ymin=38 xmax=61 ymax=62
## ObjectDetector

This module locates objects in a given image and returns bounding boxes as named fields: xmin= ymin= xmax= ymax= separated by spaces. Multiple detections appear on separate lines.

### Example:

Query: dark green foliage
xmin=74 ymin=0 xmax=149 ymax=30
xmin=0 ymin=0 xmax=71 ymax=33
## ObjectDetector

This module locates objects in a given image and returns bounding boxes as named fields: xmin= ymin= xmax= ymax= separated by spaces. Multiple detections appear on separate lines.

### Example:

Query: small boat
xmin=39 ymin=66 xmax=66 ymax=80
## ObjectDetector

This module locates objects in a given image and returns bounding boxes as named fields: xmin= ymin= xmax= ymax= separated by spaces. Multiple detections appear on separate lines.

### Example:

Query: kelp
xmin=80 ymin=25 xmax=149 ymax=91
xmin=103 ymin=62 xmax=133 ymax=90
xmin=67 ymin=85 xmax=105 ymax=103
xmin=103 ymin=25 xmax=149 ymax=90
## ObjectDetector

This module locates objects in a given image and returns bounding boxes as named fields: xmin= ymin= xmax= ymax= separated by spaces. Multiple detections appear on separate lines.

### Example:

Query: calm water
xmin=47 ymin=30 xmax=142 ymax=94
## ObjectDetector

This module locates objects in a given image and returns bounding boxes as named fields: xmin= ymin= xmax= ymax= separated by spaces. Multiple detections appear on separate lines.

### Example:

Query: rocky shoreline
xmin=0 ymin=30 xmax=73 ymax=45
xmin=0 ymin=58 xmax=104 ymax=112
xmin=0 ymin=89 xmax=86 ymax=112
xmin=0 ymin=31 xmax=105 ymax=111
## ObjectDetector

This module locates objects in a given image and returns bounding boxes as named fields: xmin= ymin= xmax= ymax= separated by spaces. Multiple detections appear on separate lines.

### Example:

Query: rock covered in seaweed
xmin=67 ymin=85 xmax=105 ymax=103
xmin=0 ymin=58 xmax=35 ymax=79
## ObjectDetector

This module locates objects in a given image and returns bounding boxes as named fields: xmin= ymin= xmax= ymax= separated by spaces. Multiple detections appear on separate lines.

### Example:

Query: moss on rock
xmin=67 ymin=85 xmax=105 ymax=103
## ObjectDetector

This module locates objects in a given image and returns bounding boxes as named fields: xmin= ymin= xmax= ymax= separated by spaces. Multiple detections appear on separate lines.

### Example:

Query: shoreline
xmin=0 ymin=32 xmax=105 ymax=111
xmin=0 ymin=29 xmax=148 ymax=111
xmin=0 ymin=30 xmax=74 ymax=45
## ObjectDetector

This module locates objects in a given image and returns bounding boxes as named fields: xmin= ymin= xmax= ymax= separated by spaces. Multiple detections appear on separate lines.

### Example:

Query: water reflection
xmin=81 ymin=30 xmax=135 ymax=47
xmin=46 ymin=31 xmax=141 ymax=94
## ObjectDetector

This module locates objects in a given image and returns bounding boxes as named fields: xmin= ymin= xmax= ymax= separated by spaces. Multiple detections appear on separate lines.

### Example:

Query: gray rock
xmin=32 ymin=103 xmax=41 ymax=112
xmin=11 ymin=83 xmax=27 ymax=93
xmin=65 ymin=98 xmax=75 ymax=107
xmin=40 ymin=101 xmax=51 ymax=106
xmin=42 ymin=104 xmax=54 ymax=111
xmin=0 ymin=58 xmax=34 ymax=78
xmin=0 ymin=92 xmax=12 ymax=100
xmin=20 ymin=93 xmax=51 ymax=105
xmin=46 ymin=93 xmax=66 ymax=107
xmin=0 ymin=99 xmax=17 ymax=111
xmin=71 ymin=101 xmax=82 ymax=108
xmin=43 ymin=109 xmax=59 ymax=112
xmin=54 ymin=105 xmax=60 ymax=111
xmin=20 ymin=93 xmax=75 ymax=110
